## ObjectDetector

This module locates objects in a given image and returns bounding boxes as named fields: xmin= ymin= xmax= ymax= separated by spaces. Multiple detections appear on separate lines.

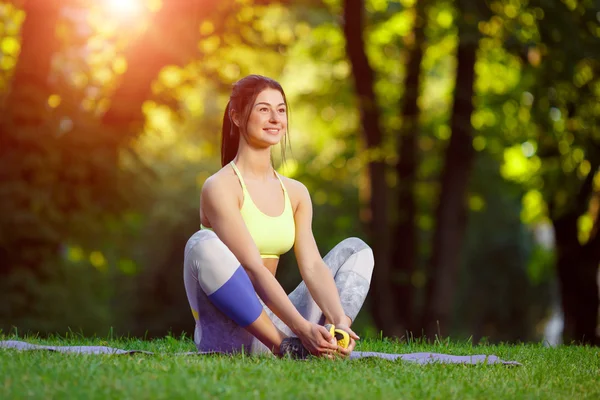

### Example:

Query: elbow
xmin=300 ymin=259 xmax=329 ymax=281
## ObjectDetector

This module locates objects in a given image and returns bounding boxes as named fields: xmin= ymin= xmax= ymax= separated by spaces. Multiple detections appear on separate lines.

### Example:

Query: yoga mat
xmin=0 ymin=340 xmax=521 ymax=365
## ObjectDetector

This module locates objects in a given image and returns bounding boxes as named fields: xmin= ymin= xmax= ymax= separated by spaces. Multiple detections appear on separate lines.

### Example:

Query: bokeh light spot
xmin=112 ymin=57 xmax=128 ymax=75
xmin=521 ymin=141 xmax=536 ymax=157
xmin=473 ymin=136 xmax=486 ymax=151
xmin=1 ymin=36 xmax=20 ymax=56
xmin=90 ymin=251 xmax=107 ymax=272
xmin=469 ymin=194 xmax=485 ymax=211
xmin=104 ymin=0 xmax=143 ymax=18
xmin=48 ymin=94 xmax=61 ymax=108
xmin=578 ymin=160 xmax=591 ymax=177
xmin=549 ymin=107 xmax=562 ymax=121
xmin=436 ymin=9 xmax=453 ymax=28
xmin=67 ymin=247 xmax=84 ymax=263
xmin=521 ymin=190 xmax=546 ymax=224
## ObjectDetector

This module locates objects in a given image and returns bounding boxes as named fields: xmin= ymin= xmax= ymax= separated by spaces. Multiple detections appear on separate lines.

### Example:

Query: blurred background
xmin=0 ymin=0 xmax=598 ymax=346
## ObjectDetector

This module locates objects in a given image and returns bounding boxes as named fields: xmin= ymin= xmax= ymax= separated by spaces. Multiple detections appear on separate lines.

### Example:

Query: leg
xmin=320 ymin=237 xmax=374 ymax=324
xmin=264 ymin=237 xmax=374 ymax=335
xmin=183 ymin=230 xmax=284 ymax=354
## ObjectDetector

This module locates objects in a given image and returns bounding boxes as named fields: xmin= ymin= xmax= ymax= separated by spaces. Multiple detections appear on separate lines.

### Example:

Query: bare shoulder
xmin=279 ymin=175 xmax=308 ymax=196
xmin=279 ymin=175 xmax=311 ymax=209
xmin=201 ymin=165 xmax=242 ymax=205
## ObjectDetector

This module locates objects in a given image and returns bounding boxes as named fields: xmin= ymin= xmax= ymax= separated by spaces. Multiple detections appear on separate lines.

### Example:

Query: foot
xmin=279 ymin=337 xmax=310 ymax=359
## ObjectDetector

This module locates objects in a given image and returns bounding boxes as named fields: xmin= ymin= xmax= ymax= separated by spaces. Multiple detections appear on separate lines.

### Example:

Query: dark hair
xmin=221 ymin=74 xmax=290 ymax=167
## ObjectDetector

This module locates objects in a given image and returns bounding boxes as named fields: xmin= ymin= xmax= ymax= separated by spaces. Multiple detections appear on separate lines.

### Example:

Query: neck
xmin=233 ymin=145 xmax=274 ymax=181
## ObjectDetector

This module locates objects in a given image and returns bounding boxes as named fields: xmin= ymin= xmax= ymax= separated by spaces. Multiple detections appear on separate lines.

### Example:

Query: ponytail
xmin=221 ymin=101 xmax=239 ymax=167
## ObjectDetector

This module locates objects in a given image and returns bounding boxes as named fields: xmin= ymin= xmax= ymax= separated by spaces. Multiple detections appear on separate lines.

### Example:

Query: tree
xmin=0 ymin=0 xmax=61 ymax=275
xmin=515 ymin=0 xmax=600 ymax=345
xmin=342 ymin=0 xmax=395 ymax=335
xmin=422 ymin=0 xmax=484 ymax=337
xmin=392 ymin=0 xmax=429 ymax=334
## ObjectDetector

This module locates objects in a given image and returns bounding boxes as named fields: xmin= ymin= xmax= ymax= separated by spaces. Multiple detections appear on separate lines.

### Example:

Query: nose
xmin=269 ymin=110 xmax=281 ymax=123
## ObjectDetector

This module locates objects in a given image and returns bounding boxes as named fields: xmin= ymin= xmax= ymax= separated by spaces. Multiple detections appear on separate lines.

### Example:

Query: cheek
xmin=244 ymin=115 xmax=259 ymax=133
xmin=247 ymin=112 xmax=265 ymax=127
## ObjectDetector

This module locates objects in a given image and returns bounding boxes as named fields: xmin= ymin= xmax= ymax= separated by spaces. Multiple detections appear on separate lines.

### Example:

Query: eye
xmin=259 ymin=107 xmax=268 ymax=112
xmin=278 ymin=108 xmax=286 ymax=113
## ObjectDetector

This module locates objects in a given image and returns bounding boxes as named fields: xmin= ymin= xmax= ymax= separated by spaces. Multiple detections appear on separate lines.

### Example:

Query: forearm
xmin=244 ymin=265 xmax=309 ymax=336
xmin=302 ymin=261 xmax=348 ymax=325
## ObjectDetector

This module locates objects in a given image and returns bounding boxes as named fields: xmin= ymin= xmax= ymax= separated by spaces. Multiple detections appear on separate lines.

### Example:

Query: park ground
xmin=1 ymin=335 xmax=599 ymax=399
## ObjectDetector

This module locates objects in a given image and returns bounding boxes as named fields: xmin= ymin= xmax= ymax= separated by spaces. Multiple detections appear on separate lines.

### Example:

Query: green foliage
xmin=455 ymin=152 xmax=553 ymax=343
xmin=0 ymin=257 xmax=114 ymax=335
xmin=494 ymin=0 xmax=600 ymax=222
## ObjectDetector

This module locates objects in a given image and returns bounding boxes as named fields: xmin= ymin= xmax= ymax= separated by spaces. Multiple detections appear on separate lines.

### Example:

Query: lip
xmin=263 ymin=128 xmax=280 ymax=134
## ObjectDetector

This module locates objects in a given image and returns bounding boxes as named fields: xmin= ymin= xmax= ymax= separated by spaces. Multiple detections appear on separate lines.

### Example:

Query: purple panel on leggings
xmin=207 ymin=266 xmax=263 ymax=327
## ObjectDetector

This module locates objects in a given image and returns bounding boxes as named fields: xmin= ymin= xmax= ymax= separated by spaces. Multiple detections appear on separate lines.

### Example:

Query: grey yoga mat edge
xmin=0 ymin=340 xmax=521 ymax=365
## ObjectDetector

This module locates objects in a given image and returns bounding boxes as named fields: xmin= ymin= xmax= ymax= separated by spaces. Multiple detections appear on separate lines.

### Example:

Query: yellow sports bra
xmin=202 ymin=161 xmax=295 ymax=259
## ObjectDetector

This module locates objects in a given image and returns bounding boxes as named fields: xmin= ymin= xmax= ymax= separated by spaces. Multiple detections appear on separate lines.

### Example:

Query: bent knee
xmin=185 ymin=230 xmax=221 ymax=260
xmin=342 ymin=237 xmax=374 ymax=279
xmin=340 ymin=237 xmax=371 ymax=254
xmin=184 ymin=231 xmax=241 ymax=294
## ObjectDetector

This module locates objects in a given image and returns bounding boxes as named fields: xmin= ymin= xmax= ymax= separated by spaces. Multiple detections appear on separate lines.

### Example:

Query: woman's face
xmin=239 ymin=88 xmax=287 ymax=148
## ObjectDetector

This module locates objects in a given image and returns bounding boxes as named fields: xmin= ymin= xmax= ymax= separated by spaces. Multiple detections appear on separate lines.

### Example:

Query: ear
xmin=230 ymin=109 xmax=240 ymax=127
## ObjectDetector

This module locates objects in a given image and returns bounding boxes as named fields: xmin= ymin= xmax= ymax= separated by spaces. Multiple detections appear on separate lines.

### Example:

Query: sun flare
xmin=104 ymin=0 xmax=143 ymax=17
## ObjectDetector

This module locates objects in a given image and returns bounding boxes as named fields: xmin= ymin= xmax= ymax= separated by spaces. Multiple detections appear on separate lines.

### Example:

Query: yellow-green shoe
xmin=324 ymin=324 xmax=350 ymax=349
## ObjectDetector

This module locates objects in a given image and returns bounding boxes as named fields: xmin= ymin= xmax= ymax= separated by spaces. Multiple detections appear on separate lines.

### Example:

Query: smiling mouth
xmin=264 ymin=128 xmax=280 ymax=134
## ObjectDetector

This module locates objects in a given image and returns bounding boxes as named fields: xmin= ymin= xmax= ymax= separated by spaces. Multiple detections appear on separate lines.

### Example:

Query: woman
xmin=183 ymin=75 xmax=374 ymax=358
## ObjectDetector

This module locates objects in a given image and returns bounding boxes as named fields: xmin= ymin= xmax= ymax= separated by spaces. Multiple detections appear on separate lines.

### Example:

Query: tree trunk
xmin=554 ymin=214 xmax=599 ymax=345
xmin=1 ymin=0 xmax=59 ymax=129
xmin=343 ymin=0 xmax=393 ymax=335
xmin=581 ymin=201 xmax=600 ymax=346
xmin=552 ymin=162 xmax=600 ymax=345
xmin=422 ymin=11 xmax=479 ymax=338
xmin=0 ymin=0 xmax=61 ymax=276
xmin=393 ymin=0 xmax=428 ymax=334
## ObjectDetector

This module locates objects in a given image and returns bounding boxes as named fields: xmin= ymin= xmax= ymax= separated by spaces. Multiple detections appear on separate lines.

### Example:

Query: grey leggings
xmin=183 ymin=230 xmax=374 ymax=354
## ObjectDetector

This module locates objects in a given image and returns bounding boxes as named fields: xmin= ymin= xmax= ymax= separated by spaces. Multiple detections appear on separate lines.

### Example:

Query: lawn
xmin=1 ymin=334 xmax=599 ymax=399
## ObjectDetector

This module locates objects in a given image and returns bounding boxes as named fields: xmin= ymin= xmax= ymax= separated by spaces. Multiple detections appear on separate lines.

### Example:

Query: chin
xmin=261 ymin=134 xmax=284 ymax=146
xmin=247 ymin=130 xmax=284 ymax=147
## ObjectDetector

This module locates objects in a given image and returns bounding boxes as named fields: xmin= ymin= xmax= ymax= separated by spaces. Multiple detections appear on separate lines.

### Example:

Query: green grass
xmin=1 ymin=334 xmax=599 ymax=399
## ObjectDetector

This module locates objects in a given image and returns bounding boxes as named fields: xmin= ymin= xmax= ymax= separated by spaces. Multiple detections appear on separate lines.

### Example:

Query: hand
xmin=332 ymin=323 xmax=359 ymax=358
xmin=297 ymin=322 xmax=338 ymax=357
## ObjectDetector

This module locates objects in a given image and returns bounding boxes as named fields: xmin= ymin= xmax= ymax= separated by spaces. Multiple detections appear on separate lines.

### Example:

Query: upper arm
xmin=201 ymin=177 xmax=264 ymax=272
xmin=292 ymin=182 xmax=322 ymax=272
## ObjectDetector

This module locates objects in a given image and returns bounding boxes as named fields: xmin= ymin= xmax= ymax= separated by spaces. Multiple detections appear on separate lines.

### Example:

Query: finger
xmin=321 ymin=339 xmax=338 ymax=350
xmin=347 ymin=338 xmax=357 ymax=352
xmin=337 ymin=345 xmax=351 ymax=357
xmin=306 ymin=342 xmax=324 ymax=356
xmin=318 ymin=346 xmax=337 ymax=357
xmin=346 ymin=327 xmax=360 ymax=340
xmin=321 ymin=346 xmax=342 ymax=359
xmin=335 ymin=324 xmax=360 ymax=341
xmin=318 ymin=335 xmax=336 ymax=348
